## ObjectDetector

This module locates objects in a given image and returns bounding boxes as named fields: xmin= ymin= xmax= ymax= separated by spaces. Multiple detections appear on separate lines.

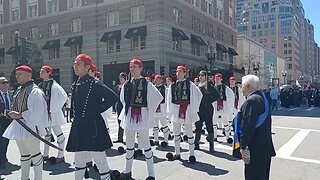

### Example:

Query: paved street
xmin=1 ymin=107 xmax=320 ymax=180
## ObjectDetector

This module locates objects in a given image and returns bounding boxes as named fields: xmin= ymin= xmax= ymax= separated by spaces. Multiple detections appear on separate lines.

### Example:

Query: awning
xmin=172 ymin=27 xmax=189 ymax=40
xmin=6 ymin=46 xmax=20 ymax=55
xmin=124 ymin=26 xmax=147 ymax=39
xmin=64 ymin=36 xmax=83 ymax=47
xmin=42 ymin=39 xmax=60 ymax=50
xmin=216 ymin=43 xmax=228 ymax=52
xmin=100 ymin=30 xmax=121 ymax=42
xmin=228 ymin=47 xmax=238 ymax=56
xmin=190 ymin=34 xmax=207 ymax=46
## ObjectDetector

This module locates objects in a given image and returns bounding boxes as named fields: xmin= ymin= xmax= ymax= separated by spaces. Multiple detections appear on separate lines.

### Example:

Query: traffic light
xmin=20 ymin=38 xmax=32 ymax=65
xmin=160 ymin=66 xmax=165 ymax=75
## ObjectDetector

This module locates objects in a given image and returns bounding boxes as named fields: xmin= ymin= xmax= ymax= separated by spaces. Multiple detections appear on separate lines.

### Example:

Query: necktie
xmin=4 ymin=92 xmax=10 ymax=111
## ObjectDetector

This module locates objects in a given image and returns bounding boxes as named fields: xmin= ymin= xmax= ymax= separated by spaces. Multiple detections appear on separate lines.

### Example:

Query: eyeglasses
xmin=1 ymin=82 xmax=9 ymax=84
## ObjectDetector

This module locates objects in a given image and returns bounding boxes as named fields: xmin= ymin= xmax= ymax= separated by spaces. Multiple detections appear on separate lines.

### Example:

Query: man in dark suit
xmin=239 ymin=75 xmax=276 ymax=180
xmin=0 ymin=77 xmax=11 ymax=169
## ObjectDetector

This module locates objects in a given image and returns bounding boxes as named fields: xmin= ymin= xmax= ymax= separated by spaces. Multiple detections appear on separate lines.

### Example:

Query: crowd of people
xmin=0 ymin=54 xmax=276 ymax=180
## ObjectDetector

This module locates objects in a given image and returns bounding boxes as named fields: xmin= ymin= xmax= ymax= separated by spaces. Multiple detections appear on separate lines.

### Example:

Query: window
xmin=271 ymin=44 xmax=276 ymax=49
xmin=252 ymin=24 xmax=257 ymax=30
xmin=258 ymin=31 xmax=263 ymax=36
xmin=280 ymin=20 xmax=291 ymax=27
xmin=284 ymin=50 xmax=287 ymax=54
xmin=217 ymin=0 xmax=223 ymax=21
xmin=205 ymin=0 xmax=212 ymax=15
xmin=0 ymin=33 xmax=3 ymax=45
xmin=264 ymin=30 xmax=269 ymax=36
xmin=191 ymin=43 xmax=200 ymax=56
xmin=131 ymin=6 xmax=145 ymax=22
xmin=130 ymin=36 xmax=146 ymax=51
xmin=281 ymin=27 xmax=291 ymax=34
xmin=173 ymin=8 xmax=182 ymax=25
xmin=0 ymin=54 xmax=3 ymax=64
xmin=0 ymin=13 xmax=3 ymax=24
xmin=71 ymin=18 xmax=81 ymax=32
xmin=262 ymin=2 xmax=269 ymax=13
xmin=11 ymin=8 xmax=20 ymax=22
xmin=270 ymin=29 xmax=275 ymax=35
xmin=49 ymin=23 xmax=58 ymax=36
xmin=284 ymin=43 xmax=287 ymax=47
xmin=69 ymin=0 xmax=81 ymax=9
xmin=268 ymin=14 xmax=276 ymax=20
xmin=48 ymin=0 xmax=58 ymax=13
xmin=49 ymin=48 xmax=60 ymax=60
xmin=261 ymin=16 xmax=266 ymax=22
xmin=106 ymin=11 xmax=119 ymax=27
xmin=258 ymin=24 xmax=262 ymax=29
xmin=270 ymin=22 xmax=275 ymax=27
xmin=173 ymin=37 xmax=182 ymax=52
xmin=271 ymin=8 xmax=276 ymax=13
xmin=252 ymin=31 xmax=257 ymax=37
xmin=70 ymin=44 xmax=82 ymax=57
xmin=192 ymin=16 xmax=200 ymax=32
xmin=288 ymin=50 xmax=292 ymax=54
xmin=106 ymin=39 xmax=120 ymax=54
xmin=288 ymin=64 xmax=292 ymax=69
xmin=264 ymin=23 xmax=269 ymax=28
xmin=29 ymin=27 xmax=39 ymax=40
xmin=252 ymin=17 xmax=258 ymax=22
xmin=28 ymin=3 xmax=38 ymax=18
xmin=191 ymin=0 xmax=200 ymax=8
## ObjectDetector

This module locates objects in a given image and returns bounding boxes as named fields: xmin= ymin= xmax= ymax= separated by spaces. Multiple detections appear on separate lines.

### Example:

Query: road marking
xmin=273 ymin=126 xmax=320 ymax=133
xmin=306 ymin=107 xmax=316 ymax=111
xmin=289 ymin=107 xmax=300 ymax=111
xmin=279 ymin=156 xmax=320 ymax=165
xmin=276 ymin=129 xmax=310 ymax=158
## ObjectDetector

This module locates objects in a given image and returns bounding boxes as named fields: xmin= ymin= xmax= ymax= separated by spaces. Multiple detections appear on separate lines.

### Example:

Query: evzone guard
xmin=229 ymin=76 xmax=245 ymax=119
xmin=166 ymin=65 xmax=202 ymax=163
xmin=118 ymin=59 xmax=163 ymax=180
xmin=38 ymin=65 xmax=68 ymax=164
xmin=212 ymin=73 xmax=235 ymax=143
xmin=3 ymin=66 xmax=49 ymax=180
xmin=150 ymin=74 xmax=170 ymax=147
xmin=65 ymin=54 xmax=119 ymax=180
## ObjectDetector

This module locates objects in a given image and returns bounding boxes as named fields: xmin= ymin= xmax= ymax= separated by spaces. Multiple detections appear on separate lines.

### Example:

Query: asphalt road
xmin=1 ymin=106 xmax=319 ymax=180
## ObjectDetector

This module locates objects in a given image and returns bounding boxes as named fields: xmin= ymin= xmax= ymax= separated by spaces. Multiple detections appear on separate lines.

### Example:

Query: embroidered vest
xmin=12 ymin=81 xmax=39 ymax=114
xmin=171 ymin=80 xmax=191 ymax=104
xmin=124 ymin=78 xmax=148 ymax=114
xmin=156 ymin=84 xmax=166 ymax=104
xmin=215 ymin=84 xmax=227 ymax=101
xmin=38 ymin=79 xmax=54 ymax=114
xmin=230 ymin=86 xmax=239 ymax=99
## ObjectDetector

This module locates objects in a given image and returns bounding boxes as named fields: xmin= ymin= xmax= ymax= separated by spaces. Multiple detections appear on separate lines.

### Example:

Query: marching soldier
xmin=3 ymin=65 xmax=48 ymax=180
xmin=166 ymin=65 xmax=202 ymax=163
xmin=39 ymin=65 xmax=68 ymax=164
xmin=118 ymin=59 xmax=163 ymax=180
xmin=66 ymin=54 xmax=118 ymax=180
xmin=212 ymin=73 xmax=234 ymax=143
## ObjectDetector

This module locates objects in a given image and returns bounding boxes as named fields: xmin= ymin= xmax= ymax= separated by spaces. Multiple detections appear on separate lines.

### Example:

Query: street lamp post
xmin=282 ymin=71 xmax=287 ymax=85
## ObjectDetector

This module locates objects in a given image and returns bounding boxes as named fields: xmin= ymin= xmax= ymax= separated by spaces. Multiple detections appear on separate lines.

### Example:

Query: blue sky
xmin=301 ymin=0 xmax=320 ymax=45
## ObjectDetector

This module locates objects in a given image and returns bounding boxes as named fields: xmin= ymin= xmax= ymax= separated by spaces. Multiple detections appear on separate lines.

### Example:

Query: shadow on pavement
xmin=155 ymin=145 xmax=188 ymax=153
xmin=212 ymin=150 xmax=240 ymax=161
xmin=106 ymin=148 xmax=124 ymax=157
xmin=133 ymin=154 xmax=167 ymax=164
xmin=43 ymin=161 xmax=74 ymax=175
xmin=181 ymin=159 xmax=229 ymax=176
xmin=0 ymin=162 xmax=20 ymax=175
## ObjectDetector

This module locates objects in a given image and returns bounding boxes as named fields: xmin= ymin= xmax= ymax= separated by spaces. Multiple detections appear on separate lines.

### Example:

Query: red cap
xmin=155 ymin=74 xmax=162 ymax=79
xmin=75 ymin=53 xmax=93 ymax=66
xmin=166 ymin=77 xmax=172 ymax=81
xmin=145 ymin=76 xmax=151 ymax=81
xmin=130 ymin=59 xmax=143 ymax=68
xmin=41 ymin=65 xmax=52 ymax=73
xmin=16 ymin=65 xmax=33 ymax=73
xmin=95 ymin=71 xmax=101 ymax=78
xmin=229 ymin=76 xmax=235 ymax=81
xmin=176 ymin=65 xmax=186 ymax=71
xmin=89 ymin=64 xmax=97 ymax=72
xmin=214 ymin=73 xmax=222 ymax=78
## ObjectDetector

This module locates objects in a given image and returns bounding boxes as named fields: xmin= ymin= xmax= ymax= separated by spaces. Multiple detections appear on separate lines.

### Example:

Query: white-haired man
xmin=233 ymin=74 xmax=275 ymax=180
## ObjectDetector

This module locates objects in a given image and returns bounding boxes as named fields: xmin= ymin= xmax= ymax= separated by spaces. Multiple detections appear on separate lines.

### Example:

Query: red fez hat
xmin=145 ymin=76 xmax=151 ymax=81
xmin=166 ymin=77 xmax=172 ymax=81
xmin=75 ymin=53 xmax=93 ymax=65
xmin=95 ymin=71 xmax=101 ymax=78
xmin=214 ymin=73 xmax=222 ymax=78
xmin=176 ymin=65 xmax=186 ymax=71
xmin=41 ymin=65 xmax=52 ymax=73
xmin=155 ymin=74 xmax=162 ymax=79
xmin=130 ymin=59 xmax=143 ymax=67
xmin=229 ymin=76 xmax=235 ymax=81
xmin=16 ymin=65 xmax=33 ymax=73
xmin=89 ymin=64 xmax=97 ymax=72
